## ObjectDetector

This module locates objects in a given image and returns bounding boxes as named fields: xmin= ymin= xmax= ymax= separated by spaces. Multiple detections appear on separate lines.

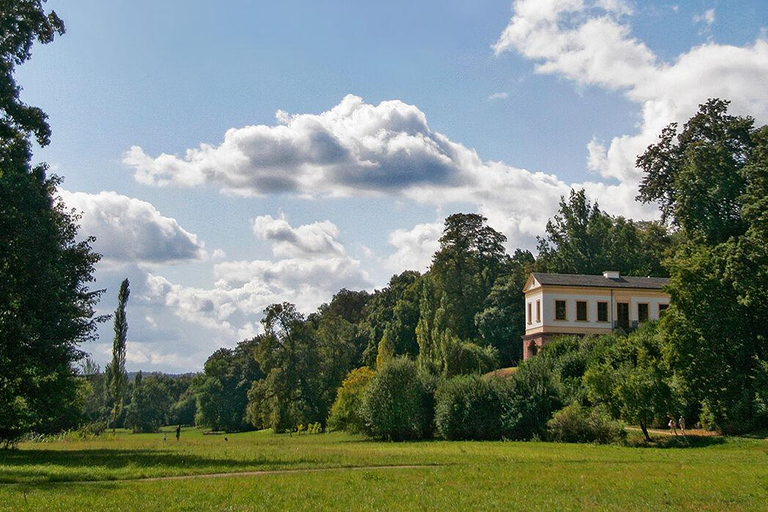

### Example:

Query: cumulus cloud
xmin=494 ymin=0 xmax=768 ymax=183
xmin=124 ymin=95 xmax=467 ymax=197
xmin=384 ymin=222 xmax=443 ymax=272
xmin=252 ymin=214 xmax=345 ymax=258
xmin=59 ymin=190 xmax=207 ymax=265
xmin=145 ymin=216 xmax=373 ymax=337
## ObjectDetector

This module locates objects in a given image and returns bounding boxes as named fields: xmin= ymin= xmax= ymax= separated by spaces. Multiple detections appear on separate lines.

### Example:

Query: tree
xmin=430 ymin=213 xmax=509 ymax=341
xmin=360 ymin=357 xmax=432 ymax=440
xmin=359 ymin=271 xmax=421 ymax=367
xmin=195 ymin=338 xmax=263 ymax=432
xmin=107 ymin=279 xmax=129 ymax=434
xmin=536 ymin=189 xmax=671 ymax=276
xmin=125 ymin=373 xmax=172 ymax=433
xmin=637 ymin=100 xmax=768 ymax=433
xmin=584 ymin=323 xmax=675 ymax=442
xmin=1 ymin=1 xmax=103 ymax=446
xmin=475 ymin=249 xmax=535 ymax=366
xmin=327 ymin=366 xmax=375 ymax=433
xmin=638 ymin=98 xmax=753 ymax=244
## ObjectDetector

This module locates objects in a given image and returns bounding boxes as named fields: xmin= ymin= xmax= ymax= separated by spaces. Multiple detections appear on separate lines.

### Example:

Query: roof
xmin=529 ymin=272 xmax=670 ymax=290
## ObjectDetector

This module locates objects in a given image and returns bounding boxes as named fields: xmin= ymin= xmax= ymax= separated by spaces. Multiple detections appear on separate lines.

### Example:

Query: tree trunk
xmin=639 ymin=420 xmax=651 ymax=443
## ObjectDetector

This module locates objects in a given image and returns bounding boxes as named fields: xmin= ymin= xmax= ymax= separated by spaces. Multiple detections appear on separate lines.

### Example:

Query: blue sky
xmin=17 ymin=0 xmax=768 ymax=372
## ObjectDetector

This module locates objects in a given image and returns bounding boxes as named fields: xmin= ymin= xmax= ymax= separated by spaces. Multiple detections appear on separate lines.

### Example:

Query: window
xmin=536 ymin=300 xmax=541 ymax=323
xmin=555 ymin=300 xmax=567 ymax=320
xmin=597 ymin=302 xmax=608 ymax=322
xmin=638 ymin=303 xmax=649 ymax=323
xmin=659 ymin=303 xmax=669 ymax=317
xmin=576 ymin=301 xmax=588 ymax=321
xmin=527 ymin=303 xmax=532 ymax=324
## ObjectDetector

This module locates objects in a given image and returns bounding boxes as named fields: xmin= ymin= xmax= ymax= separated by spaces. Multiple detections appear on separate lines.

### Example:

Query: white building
xmin=522 ymin=271 xmax=670 ymax=360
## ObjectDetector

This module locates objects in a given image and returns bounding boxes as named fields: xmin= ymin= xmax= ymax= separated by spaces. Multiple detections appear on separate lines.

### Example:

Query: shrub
xmin=547 ymin=403 xmax=626 ymax=444
xmin=361 ymin=357 xmax=432 ymax=440
xmin=500 ymin=355 xmax=563 ymax=440
xmin=327 ymin=367 xmax=375 ymax=433
xmin=435 ymin=375 xmax=508 ymax=440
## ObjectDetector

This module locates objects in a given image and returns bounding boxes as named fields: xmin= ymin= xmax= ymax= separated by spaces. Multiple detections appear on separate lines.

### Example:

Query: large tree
xmin=1 ymin=1 xmax=103 ymax=446
xmin=536 ymin=189 xmax=671 ymax=276
xmin=637 ymin=99 xmax=768 ymax=433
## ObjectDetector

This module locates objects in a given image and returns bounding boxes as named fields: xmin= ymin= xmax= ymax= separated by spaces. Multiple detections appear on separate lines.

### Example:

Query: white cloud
xmin=693 ymin=8 xmax=715 ymax=28
xmin=145 ymin=216 xmax=373 ymax=337
xmin=494 ymin=0 xmax=768 ymax=183
xmin=124 ymin=94 xmax=465 ymax=197
xmin=59 ymin=190 xmax=206 ymax=265
xmin=385 ymin=222 xmax=443 ymax=273
xmin=252 ymin=214 xmax=345 ymax=258
xmin=488 ymin=92 xmax=510 ymax=100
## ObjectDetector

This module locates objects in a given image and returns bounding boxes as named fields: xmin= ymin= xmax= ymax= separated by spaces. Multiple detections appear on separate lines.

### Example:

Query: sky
xmin=16 ymin=0 xmax=768 ymax=373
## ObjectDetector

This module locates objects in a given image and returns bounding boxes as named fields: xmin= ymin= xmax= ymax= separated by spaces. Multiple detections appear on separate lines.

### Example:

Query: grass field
xmin=1 ymin=428 xmax=767 ymax=511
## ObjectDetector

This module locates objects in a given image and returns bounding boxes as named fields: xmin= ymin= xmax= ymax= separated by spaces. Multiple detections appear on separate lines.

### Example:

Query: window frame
xmin=555 ymin=300 xmax=567 ymax=321
xmin=576 ymin=300 xmax=588 ymax=321
xmin=638 ymin=303 xmax=649 ymax=323
xmin=597 ymin=301 xmax=609 ymax=322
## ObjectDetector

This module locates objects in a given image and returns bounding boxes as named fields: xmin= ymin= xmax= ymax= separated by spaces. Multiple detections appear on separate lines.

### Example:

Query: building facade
xmin=522 ymin=271 xmax=670 ymax=360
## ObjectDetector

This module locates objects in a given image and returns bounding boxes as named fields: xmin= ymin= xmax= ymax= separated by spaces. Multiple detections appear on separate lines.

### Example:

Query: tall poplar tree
xmin=108 ymin=279 xmax=129 ymax=433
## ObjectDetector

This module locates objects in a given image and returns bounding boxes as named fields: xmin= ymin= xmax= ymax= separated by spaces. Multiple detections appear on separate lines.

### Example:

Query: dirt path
xmin=62 ymin=464 xmax=445 ymax=485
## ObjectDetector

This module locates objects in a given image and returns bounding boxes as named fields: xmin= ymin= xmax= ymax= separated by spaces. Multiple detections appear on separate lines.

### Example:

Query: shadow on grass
xmin=630 ymin=435 xmax=727 ymax=449
xmin=0 ymin=448 xmax=297 ymax=484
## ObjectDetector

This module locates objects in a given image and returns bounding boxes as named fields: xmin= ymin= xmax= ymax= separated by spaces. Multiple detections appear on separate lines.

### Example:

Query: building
xmin=522 ymin=271 xmax=670 ymax=360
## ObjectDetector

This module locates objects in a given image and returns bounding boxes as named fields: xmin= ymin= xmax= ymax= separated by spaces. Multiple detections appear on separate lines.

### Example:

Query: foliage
xmin=434 ymin=375 xmax=509 ymax=440
xmin=124 ymin=373 xmax=173 ymax=433
xmin=429 ymin=213 xmax=510 ymax=343
xmin=475 ymin=249 xmax=535 ymax=366
xmin=107 ymin=279 xmax=130 ymax=433
xmin=637 ymin=99 xmax=768 ymax=434
xmin=500 ymin=355 xmax=563 ymax=440
xmin=536 ymin=189 xmax=672 ymax=276
xmin=361 ymin=357 xmax=432 ymax=440
xmin=546 ymin=402 xmax=626 ymax=444
xmin=195 ymin=338 xmax=263 ymax=432
xmin=327 ymin=367 xmax=375 ymax=433
xmin=246 ymin=303 xmax=324 ymax=432
xmin=584 ymin=323 xmax=676 ymax=442
xmin=360 ymin=271 xmax=422 ymax=367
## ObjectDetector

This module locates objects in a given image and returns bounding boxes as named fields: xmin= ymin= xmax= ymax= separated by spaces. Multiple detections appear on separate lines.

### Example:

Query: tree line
xmin=1 ymin=2 xmax=766 ymax=445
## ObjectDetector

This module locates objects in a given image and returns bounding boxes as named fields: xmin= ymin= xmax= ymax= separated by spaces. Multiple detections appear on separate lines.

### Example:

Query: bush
xmin=547 ymin=403 xmax=626 ymax=444
xmin=327 ymin=367 xmax=375 ymax=433
xmin=500 ymin=355 xmax=563 ymax=440
xmin=435 ymin=375 xmax=508 ymax=440
xmin=361 ymin=357 xmax=432 ymax=440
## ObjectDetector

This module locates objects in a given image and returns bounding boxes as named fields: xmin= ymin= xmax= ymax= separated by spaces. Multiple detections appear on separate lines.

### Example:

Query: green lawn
xmin=1 ymin=428 xmax=767 ymax=510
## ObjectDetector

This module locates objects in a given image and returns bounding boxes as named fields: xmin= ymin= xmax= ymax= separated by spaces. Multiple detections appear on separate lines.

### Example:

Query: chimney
xmin=603 ymin=270 xmax=620 ymax=279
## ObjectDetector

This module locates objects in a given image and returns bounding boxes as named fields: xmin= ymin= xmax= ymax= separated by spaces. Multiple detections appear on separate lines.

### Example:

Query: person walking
xmin=176 ymin=425 xmax=181 ymax=441
xmin=679 ymin=416 xmax=686 ymax=435
xmin=668 ymin=416 xmax=678 ymax=436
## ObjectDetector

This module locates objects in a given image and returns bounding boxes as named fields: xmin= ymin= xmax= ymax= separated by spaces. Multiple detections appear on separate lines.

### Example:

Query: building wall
xmin=522 ymin=284 xmax=670 ymax=360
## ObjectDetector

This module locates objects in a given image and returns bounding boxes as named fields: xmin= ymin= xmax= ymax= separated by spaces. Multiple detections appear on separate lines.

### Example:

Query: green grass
xmin=1 ymin=427 xmax=767 ymax=510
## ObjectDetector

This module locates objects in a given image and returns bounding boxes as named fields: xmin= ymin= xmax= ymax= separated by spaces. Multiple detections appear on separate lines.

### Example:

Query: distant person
xmin=163 ymin=433 xmax=167 ymax=442
xmin=668 ymin=416 xmax=678 ymax=436
xmin=679 ymin=416 xmax=686 ymax=435
xmin=176 ymin=425 xmax=181 ymax=441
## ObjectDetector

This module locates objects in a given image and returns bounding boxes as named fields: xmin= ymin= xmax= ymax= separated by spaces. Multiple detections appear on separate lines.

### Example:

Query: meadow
xmin=1 ymin=428 xmax=767 ymax=511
